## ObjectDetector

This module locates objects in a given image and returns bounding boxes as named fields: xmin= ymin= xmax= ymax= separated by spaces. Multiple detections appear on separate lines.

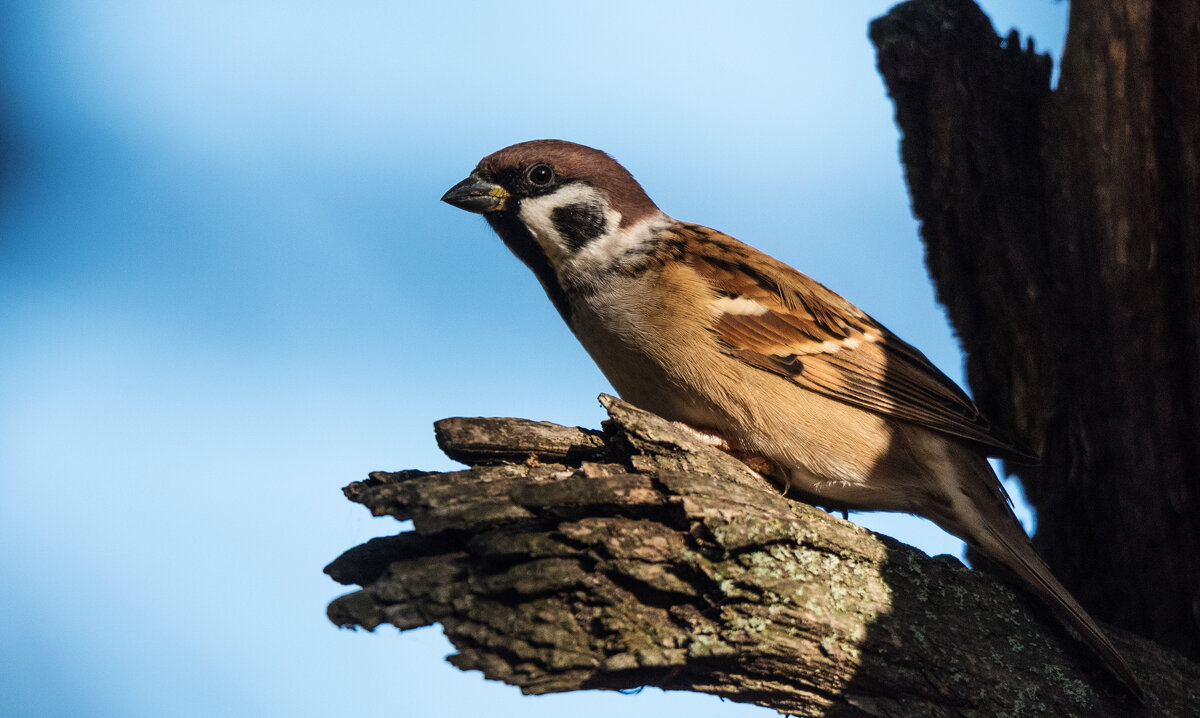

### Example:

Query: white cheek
xmin=517 ymin=185 xmax=607 ymax=263
xmin=516 ymin=184 xmax=670 ymax=285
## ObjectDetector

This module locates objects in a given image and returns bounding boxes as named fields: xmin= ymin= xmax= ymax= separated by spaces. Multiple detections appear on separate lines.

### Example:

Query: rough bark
xmin=870 ymin=0 xmax=1200 ymax=659
xmin=326 ymin=395 xmax=1198 ymax=716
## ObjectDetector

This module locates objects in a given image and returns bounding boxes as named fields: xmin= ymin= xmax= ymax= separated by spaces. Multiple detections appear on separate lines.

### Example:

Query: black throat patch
xmin=485 ymin=212 xmax=575 ymax=328
xmin=551 ymin=201 xmax=607 ymax=251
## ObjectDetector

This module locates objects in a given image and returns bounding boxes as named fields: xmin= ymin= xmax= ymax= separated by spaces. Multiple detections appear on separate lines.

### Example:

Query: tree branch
xmin=326 ymin=396 xmax=1195 ymax=716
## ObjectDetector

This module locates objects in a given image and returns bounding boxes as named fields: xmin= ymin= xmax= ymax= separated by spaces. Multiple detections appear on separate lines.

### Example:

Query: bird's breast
xmin=564 ymin=270 xmax=732 ymax=430
xmin=563 ymin=267 xmax=909 ymax=499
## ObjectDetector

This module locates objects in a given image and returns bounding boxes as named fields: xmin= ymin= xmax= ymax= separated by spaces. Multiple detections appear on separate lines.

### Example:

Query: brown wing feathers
xmin=668 ymin=223 xmax=1034 ymax=461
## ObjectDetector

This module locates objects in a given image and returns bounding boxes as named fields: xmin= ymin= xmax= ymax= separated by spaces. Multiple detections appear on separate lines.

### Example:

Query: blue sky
xmin=0 ymin=2 xmax=1067 ymax=716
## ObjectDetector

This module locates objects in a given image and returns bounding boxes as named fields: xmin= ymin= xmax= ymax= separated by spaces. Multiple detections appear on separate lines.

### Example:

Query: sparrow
xmin=440 ymin=139 xmax=1143 ymax=699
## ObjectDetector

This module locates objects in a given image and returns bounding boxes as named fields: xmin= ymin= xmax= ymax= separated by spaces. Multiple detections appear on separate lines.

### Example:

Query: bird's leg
xmin=670 ymin=421 xmax=790 ymax=495
xmin=670 ymin=421 xmax=730 ymax=449
xmin=674 ymin=421 xmax=848 ymax=516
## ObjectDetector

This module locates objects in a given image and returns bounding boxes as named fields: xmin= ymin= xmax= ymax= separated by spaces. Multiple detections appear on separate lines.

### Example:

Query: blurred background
xmin=0 ymin=2 xmax=1066 ymax=716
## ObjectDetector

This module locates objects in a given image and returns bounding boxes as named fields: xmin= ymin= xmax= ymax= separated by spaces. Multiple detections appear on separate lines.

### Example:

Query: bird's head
xmin=441 ymin=140 xmax=665 ymax=322
xmin=442 ymin=140 xmax=662 ymax=265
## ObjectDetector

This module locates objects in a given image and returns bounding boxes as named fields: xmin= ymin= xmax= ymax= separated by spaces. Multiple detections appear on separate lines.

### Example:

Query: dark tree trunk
xmin=871 ymin=0 xmax=1200 ymax=659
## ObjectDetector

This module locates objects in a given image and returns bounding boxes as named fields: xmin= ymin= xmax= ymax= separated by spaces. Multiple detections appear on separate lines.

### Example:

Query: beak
xmin=441 ymin=174 xmax=509 ymax=214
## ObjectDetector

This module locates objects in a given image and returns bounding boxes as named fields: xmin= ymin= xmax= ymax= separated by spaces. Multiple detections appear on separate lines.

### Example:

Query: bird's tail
xmin=974 ymin=512 xmax=1145 ymax=702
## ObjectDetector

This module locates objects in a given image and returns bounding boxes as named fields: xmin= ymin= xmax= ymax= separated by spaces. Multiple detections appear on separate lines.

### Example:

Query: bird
xmin=440 ymin=139 xmax=1143 ymax=700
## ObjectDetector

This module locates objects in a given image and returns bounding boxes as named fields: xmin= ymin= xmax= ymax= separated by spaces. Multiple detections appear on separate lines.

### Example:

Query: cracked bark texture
xmin=869 ymin=0 xmax=1200 ymax=661
xmin=326 ymin=395 xmax=1198 ymax=716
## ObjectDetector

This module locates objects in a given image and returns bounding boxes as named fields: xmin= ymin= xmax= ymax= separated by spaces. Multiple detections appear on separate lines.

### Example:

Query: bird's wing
xmin=670 ymin=223 xmax=1034 ymax=462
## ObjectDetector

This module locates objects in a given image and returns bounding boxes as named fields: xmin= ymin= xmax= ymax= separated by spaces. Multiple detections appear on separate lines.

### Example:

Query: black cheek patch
xmin=551 ymin=201 xmax=607 ymax=251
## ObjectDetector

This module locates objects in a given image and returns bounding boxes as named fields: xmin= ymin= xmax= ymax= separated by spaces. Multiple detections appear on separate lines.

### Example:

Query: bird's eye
xmin=527 ymin=164 xmax=554 ymax=186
